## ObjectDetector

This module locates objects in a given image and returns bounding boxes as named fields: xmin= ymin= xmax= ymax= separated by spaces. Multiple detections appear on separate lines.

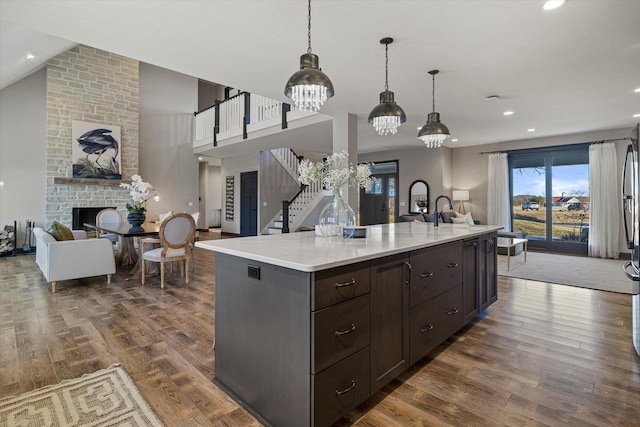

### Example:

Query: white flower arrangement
xmin=119 ymin=174 xmax=154 ymax=213
xmin=298 ymin=151 xmax=373 ymax=194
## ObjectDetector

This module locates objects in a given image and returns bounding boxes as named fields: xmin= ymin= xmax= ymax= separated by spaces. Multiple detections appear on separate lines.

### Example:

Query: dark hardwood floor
xmin=1 ymin=231 xmax=639 ymax=426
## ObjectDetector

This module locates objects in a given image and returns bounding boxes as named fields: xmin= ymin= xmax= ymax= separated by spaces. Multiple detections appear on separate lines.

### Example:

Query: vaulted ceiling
xmin=1 ymin=0 xmax=638 ymax=153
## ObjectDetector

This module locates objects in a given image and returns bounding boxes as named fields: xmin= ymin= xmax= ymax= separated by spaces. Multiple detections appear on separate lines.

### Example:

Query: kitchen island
xmin=197 ymin=222 xmax=502 ymax=427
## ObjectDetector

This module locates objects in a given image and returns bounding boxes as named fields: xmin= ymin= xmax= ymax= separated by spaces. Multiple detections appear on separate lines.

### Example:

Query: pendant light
xmin=368 ymin=37 xmax=406 ymax=135
xmin=284 ymin=0 xmax=334 ymax=112
xmin=418 ymin=70 xmax=450 ymax=148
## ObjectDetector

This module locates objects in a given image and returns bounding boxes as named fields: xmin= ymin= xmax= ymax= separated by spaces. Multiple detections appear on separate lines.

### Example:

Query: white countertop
xmin=196 ymin=222 xmax=503 ymax=272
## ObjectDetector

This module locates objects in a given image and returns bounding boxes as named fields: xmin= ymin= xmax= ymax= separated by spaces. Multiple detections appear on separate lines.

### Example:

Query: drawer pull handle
xmin=447 ymin=308 xmax=459 ymax=315
xmin=335 ymin=380 xmax=357 ymax=395
xmin=335 ymin=279 xmax=356 ymax=288
xmin=420 ymin=323 xmax=434 ymax=333
xmin=420 ymin=271 xmax=434 ymax=278
xmin=466 ymin=241 xmax=478 ymax=247
xmin=335 ymin=324 xmax=356 ymax=337
xmin=447 ymin=263 xmax=459 ymax=268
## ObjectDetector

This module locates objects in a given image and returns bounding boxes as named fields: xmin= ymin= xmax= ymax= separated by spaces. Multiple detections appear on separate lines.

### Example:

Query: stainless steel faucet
xmin=433 ymin=195 xmax=453 ymax=227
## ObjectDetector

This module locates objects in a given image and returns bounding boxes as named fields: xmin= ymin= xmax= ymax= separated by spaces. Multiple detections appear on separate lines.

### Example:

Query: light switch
xmin=400 ymin=202 xmax=405 ymax=207
xmin=263 ymin=202 xmax=268 ymax=207
xmin=188 ymin=202 xmax=193 ymax=207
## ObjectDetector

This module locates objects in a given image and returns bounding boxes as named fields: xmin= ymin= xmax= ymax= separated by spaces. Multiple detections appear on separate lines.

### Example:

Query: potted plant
xmin=119 ymin=174 xmax=154 ymax=227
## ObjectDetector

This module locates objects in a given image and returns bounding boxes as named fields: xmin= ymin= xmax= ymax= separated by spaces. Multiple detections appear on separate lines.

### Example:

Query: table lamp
xmin=452 ymin=190 xmax=470 ymax=214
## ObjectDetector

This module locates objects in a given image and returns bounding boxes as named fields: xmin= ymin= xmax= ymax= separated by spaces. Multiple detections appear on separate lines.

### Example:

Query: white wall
xmin=139 ymin=63 xmax=199 ymax=220
xmin=450 ymin=127 xmax=632 ymax=255
xmin=0 ymin=68 xmax=47 ymax=246
xmin=221 ymin=153 xmax=260 ymax=234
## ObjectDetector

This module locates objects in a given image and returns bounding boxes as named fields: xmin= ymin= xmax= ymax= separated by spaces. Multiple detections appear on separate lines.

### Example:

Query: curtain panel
xmin=588 ymin=142 xmax=620 ymax=258
xmin=487 ymin=153 xmax=511 ymax=231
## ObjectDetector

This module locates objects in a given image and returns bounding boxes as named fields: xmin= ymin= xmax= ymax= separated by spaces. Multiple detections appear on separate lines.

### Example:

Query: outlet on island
xmin=248 ymin=265 xmax=260 ymax=280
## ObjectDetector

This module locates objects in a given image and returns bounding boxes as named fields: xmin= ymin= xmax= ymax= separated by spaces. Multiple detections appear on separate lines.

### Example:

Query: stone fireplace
xmin=45 ymin=45 xmax=139 ymax=227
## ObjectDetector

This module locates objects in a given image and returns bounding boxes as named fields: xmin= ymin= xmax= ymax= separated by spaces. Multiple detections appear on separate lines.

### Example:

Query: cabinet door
xmin=370 ymin=253 xmax=410 ymax=394
xmin=481 ymin=233 xmax=498 ymax=310
xmin=462 ymin=239 xmax=479 ymax=324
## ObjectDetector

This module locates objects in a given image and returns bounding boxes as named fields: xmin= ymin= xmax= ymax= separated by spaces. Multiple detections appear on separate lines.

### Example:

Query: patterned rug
xmin=0 ymin=364 xmax=163 ymax=426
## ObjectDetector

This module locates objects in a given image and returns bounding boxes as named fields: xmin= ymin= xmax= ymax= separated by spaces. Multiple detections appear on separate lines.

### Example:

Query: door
xmin=360 ymin=161 xmax=398 ymax=226
xmin=509 ymin=145 xmax=589 ymax=254
xmin=240 ymin=171 xmax=258 ymax=236
xmin=370 ymin=253 xmax=410 ymax=393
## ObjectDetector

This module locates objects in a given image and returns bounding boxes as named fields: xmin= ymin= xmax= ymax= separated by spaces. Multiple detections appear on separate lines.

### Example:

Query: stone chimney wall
xmin=46 ymin=45 xmax=139 ymax=227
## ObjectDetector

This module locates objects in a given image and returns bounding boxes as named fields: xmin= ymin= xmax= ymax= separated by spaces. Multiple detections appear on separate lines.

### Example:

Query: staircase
xmin=264 ymin=148 xmax=328 ymax=234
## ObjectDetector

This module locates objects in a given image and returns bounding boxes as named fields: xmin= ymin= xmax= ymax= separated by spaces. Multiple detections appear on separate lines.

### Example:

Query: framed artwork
xmin=225 ymin=176 xmax=235 ymax=221
xmin=72 ymin=120 xmax=122 ymax=179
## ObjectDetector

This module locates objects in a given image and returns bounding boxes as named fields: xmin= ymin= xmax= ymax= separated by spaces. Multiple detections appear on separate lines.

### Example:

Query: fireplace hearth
xmin=72 ymin=207 xmax=115 ymax=230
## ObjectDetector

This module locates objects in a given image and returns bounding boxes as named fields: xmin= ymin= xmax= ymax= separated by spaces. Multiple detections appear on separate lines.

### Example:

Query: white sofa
xmin=34 ymin=227 xmax=116 ymax=293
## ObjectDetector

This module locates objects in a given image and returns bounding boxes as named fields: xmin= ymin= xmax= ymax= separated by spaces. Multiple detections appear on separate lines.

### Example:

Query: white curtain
xmin=487 ymin=153 xmax=511 ymax=230
xmin=589 ymin=142 xmax=620 ymax=258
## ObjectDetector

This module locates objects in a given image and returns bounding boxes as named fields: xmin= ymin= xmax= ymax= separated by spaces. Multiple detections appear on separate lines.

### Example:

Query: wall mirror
xmin=409 ymin=179 xmax=430 ymax=213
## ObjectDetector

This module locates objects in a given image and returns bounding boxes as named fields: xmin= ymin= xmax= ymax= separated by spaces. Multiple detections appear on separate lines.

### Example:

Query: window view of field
xmin=512 ymin=162 xmax=589 ymax=243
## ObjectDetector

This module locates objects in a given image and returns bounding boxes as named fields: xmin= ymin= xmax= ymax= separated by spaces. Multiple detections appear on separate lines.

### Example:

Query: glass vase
xmin=318 ymin=189 xmax=356 ymax=237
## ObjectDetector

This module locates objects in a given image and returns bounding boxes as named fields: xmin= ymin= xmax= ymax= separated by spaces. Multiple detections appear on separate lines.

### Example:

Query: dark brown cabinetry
xmin=462 ymin=238 xmax=480 ymax=323
xmin=213 ymin=231 xmax=498 ymax=427
xmin=480 ymin=233 xmax=498 ymax=309
xmin=370 ymin=253 xmax=410 ymax=393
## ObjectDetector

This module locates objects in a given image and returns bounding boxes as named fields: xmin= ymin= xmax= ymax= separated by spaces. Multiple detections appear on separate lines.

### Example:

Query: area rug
xmin=498 ymin=251 xmax=638 ymax=294
xmin=0 ymin=364 xmax=163 ymax=426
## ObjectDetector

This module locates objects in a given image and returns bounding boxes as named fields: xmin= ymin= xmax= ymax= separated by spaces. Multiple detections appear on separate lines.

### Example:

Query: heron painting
xmin=72 ymin=121 xmax=122 ymax=179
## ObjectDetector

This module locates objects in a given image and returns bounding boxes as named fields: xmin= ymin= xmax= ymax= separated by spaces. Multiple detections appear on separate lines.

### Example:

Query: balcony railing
xmin=194 ymin=91 xmax=290 ymax=147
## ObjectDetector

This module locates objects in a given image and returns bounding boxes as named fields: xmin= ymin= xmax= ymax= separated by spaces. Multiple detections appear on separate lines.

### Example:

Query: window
xmin=509 ymin=145 xmax=589 ymax=254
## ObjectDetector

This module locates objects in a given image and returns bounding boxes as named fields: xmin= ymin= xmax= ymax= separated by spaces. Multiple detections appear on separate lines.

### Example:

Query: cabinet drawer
xmin=313 ymin=347 xmax=370 ymax=427
xmin=313 ymin=262 xmax=370 ymax=310
xmin=409 ymin=284 xmax=464 ymax=365
xmin=313 ymin=294 xmax=370 ymax=373
xmin=409 ymin=242 xmax=462 ymax=307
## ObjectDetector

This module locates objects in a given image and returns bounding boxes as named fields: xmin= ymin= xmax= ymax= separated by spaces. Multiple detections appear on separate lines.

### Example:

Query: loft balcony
xmin=193 ymin=91 xmax=332 ymax=158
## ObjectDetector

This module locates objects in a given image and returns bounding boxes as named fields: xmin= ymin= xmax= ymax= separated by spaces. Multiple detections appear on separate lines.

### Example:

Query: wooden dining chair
xmin=141 ymin=213 xmax=195 ymax=289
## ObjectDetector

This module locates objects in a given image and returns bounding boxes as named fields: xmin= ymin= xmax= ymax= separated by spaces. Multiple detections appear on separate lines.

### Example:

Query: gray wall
xmin=139 ymin=63 xmax=199 ymax=220
xmin=221 ymin=153 xmax=260 ymax=234
xmin=0 ymin=68 xmax=47 ymax=245
xmin=359 ymin=146 xmax=452 ymax=216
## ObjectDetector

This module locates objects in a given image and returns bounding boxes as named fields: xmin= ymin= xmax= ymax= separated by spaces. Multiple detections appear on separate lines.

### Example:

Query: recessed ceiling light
xmin=635 ymin=88 xmax=640 ymax=93
xmin=527 ymin=128 xmax=536 ymax=132
xmin=543 ymin=0 xmax=566 ymax=11
xmin=634 ymin=113 xmax=640 ymax=118
xmin=25 ymin=53 xmax=34 ymax=60
xmin=503 ymin=111 xmax=514 ymax=116
xmin=198 ymin=156 xmax=203 ymax=161
xmin=451 ymin=139 xmax=458 ymax=142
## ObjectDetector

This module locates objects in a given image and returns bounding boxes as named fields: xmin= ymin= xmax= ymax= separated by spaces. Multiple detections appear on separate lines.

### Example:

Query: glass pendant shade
xmin=418 ymin=70 xmax=450 ymax=148
xmin=368 ymin=90 xmax=407 ymax=135
xmin=418 ymin=112 xmax=450 ymax=148
xmin=285 ymin=53 xmax=334 ymax=112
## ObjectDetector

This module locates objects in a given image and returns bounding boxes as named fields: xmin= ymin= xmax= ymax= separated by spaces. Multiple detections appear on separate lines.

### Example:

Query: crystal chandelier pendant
xmin=372 ymin=116 xmax=402 ymax=135
xmin=368 ymin=38 xmax=406 ymax=136
xmin=290 ymin=83 xmax=328 ymax=112
xmin=417 ymin=70 xmax=450 ymax=148
xmin=284 ymin=0 xmax=334 ymax=112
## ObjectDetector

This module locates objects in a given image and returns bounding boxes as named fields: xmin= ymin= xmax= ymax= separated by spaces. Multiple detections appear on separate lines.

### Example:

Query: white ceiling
xmin=1 ymin=0 xmax=638 ymax=154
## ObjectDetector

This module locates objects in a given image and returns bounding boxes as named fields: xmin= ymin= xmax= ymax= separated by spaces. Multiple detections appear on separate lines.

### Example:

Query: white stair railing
xmin=219 ymin=95 xmax=245 ymax=134
xmin=270 ymin=148 xmax=299 ymax=181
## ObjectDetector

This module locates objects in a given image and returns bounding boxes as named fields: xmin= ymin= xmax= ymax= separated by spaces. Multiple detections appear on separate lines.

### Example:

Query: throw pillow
xmin=451 ymin=217 xmax=468 ymax=224
xmin=454 ymin=211 xmax=475 ymax=225
xmin=46 ymin=220 xmax=75 ymax=241
xmin=440 ymin=210 xmax=455 ymax=223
